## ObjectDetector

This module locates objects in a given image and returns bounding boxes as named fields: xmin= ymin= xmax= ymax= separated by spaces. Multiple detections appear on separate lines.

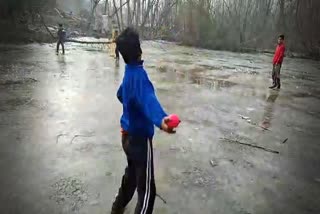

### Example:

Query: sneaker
xmin=269 ymin=85 xmax=276 ymax=89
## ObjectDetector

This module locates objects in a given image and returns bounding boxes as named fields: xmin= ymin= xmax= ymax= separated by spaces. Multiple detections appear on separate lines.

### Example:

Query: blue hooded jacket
xmin=117 ymin=61 xmax=167 ymax=138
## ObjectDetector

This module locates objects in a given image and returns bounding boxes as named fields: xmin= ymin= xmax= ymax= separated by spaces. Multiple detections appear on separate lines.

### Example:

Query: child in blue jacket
xmin=111 ymin=28 xmax=175 ymax=214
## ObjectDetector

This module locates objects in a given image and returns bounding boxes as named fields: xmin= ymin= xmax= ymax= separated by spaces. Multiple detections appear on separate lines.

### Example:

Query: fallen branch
xmin=240 ymin=47 xmax=274 ymax=54
xmin=23 ymin=98 xmax=34 ymax=106
xmin=39 ymin=13 xmax=56 ymax=39
xmin=0 ymin=78 xmax=38 ymax=85
xmin=239 ymin=114 xmax=270 ymax=131
xmin=66 ymin=39 xmax=112 ymax=45
xmin=56 ymin=133 xmax=68 ymax=144
xmin=54 ymin=8 xmax=64 ymax=18
xmin=156 ymin=193 xmax=167 ymax=204
xmin=210 ymin=160 xmax=218 ymax=167
xmin=220 ymin=138 xmax=279 ymax=154
xmin=70 ymin=134 xmax=94 ymax=144
xmin=109 ymin=0 xmax=130 ymax=18
xmin=258 ymin=125 xmax=270 ymax=131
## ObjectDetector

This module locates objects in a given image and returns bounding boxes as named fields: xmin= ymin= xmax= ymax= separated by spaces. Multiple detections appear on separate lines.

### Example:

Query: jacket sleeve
xmin=275 ymin=46 xmax=285 ymax=64
xmin=117 ymin=84 xmax=123 ymax=103
xmin=135 ymin=76 xmax=168 ymax=128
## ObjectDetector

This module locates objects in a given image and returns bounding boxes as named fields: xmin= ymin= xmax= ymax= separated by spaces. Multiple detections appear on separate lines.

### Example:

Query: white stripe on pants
xmin=141 ymin=141 xmax=151 ymax=214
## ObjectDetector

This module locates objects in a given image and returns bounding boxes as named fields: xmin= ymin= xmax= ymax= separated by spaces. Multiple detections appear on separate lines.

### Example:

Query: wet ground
xmin=0 ymin=40 xmax=320 ymax=214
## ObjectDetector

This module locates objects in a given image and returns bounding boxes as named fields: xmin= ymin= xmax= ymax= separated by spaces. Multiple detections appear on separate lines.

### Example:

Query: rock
xmin=210 ymin=160 xmax=218 ymax=167
xmin=71 ymin=31 xmax=80 ymax=36
xmin=105 ymin=172 xmax=112 ymax=176
xmin=89 ymin=200 xmax=99 ymax=206
xmin=246 ymin=107 xmax=255 ymax=112
xmin=195 ymin=177 xmax=204 ymax=185
xmin=0 ymin=78 xmax=38 ymax=86
xmin=201 ymin=194 xmax=207 ymax=199
xmin=58 ymin=195 xmax=65 ymax=202
xmin=229 ymin=159 xmax=236 ymax=165
xmin=80 ymin=194 xmax=88 ymax=201
xmin=48 ymin=27 xmax=56 ymax=32
xmin=239 ymin=114 xmax=250 ymax=120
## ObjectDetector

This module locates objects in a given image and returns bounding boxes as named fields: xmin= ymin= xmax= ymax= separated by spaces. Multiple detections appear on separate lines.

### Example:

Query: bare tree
xmin=104 ymin=0 xmax=109 ymax=15
xmin=120 ymin=0 xmax=124 ymax=28
xmin=127 ymin=0 xmax=131 ymax=26
xmin=135 ymin=0 xmax=141 ymax=28
xmin=87 ymin=0 xmax=102 ymax=30
xmin=96 ymin=0 xmax=320 ymax=57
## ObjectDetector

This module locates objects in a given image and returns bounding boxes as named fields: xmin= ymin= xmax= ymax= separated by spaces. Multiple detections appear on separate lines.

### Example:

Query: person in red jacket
xmin=269 ymin=34 xmax=285 ymax=89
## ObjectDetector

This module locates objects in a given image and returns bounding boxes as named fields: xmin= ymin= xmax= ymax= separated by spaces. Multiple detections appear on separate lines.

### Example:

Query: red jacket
xmin=273 ymin=43 xmax=285 ymax=65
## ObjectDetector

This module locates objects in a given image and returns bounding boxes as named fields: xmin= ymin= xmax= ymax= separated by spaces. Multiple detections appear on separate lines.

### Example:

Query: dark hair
xmin=279 ymin=34 xmax=285 ymax=40
xmin=59 ymin=23 xmax=63 ymax=27
xmin=116 ymin=27 xmax=142 ymax=64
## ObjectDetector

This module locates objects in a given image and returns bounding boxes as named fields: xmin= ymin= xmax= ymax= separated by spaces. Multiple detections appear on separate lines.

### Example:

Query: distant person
xmin=111 ymin=27 xmax=176 ymax=214
xmin=113 ymin=29 xmax=120 ymax=61
xmin=269 ymin=34 xmax=285 ymax=89
xmin=56 ymin=24 xmax=66 ymax=54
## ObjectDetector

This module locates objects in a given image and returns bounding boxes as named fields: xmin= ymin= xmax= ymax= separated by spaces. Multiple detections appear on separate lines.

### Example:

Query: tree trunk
xmin=113 ymin=0 xmax=121 ymax=30
xmin=87 ymin=0 xmax=100 ymax=30
xmin=278 ymin=0 xmax=285 ymax=31
xmin=127 ymin=0 xmax=131 ymax=26
xmin=136 ymin=0 xmax=141 ymax=28
xmin=150 ymin=0 xmax=159 ymax=36
xmin=133 ymin=0 xmax=137 ymax=27
xmin=120 ymin=0 xmax=124 ymax=29
xmin=142 ymin=0 xmax=146 ymax=18
xmin=140 ymin=0 xmax=156 ymax=36
xmin=104 ymin=0 xmax=109 ymax=15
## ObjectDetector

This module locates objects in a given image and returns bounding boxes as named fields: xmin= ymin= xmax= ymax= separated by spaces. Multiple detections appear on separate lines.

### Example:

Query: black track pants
xmin=111 ymin=135 xmax=156 ymax=214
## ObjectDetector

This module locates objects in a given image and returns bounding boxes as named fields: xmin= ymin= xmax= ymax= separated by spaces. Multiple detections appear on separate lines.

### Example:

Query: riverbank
xmin=1 ymin=19 xmax=317 ymax=61
xmin=167 ymin=39 xmax=318 ymax=61
xmin=146 ymin=32 xmax=319 ymax=61
xmin=0 ymin=8 xmax=91 ymax=45
xmin=0 ymin=21 xmax=55 ymax=44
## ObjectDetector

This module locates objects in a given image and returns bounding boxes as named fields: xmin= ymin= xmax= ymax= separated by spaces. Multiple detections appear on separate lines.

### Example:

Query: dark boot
xmin=111 ymin=206 xmax=124 ymax=214
xmin=61 ymin=42 xmax=65 ymax=55
xmin=56 ymin=41 xmax=60 ymax=53
xmin=269 ymin=83 xmax=276 ymax=89
xmin=272 ymin=74 xmax=275 ymax=85
xmin=276 ymin=78 xmax=281 ymax=89
xmin=269 ymin=76 xmax=276 ymax=88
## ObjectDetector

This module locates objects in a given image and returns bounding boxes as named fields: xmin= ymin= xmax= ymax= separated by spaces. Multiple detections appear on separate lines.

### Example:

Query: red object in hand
xmin=167 ymin=114 xmax=181 ymax=128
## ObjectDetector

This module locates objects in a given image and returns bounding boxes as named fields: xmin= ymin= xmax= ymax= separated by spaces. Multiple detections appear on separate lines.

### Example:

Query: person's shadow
xmin=114 ymin=59 xmax=120 ymax=82
xmin=57 ymin=55 xmax=67 ymax=77
xmin=260 ymin=91 xmax=279 ymax=129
